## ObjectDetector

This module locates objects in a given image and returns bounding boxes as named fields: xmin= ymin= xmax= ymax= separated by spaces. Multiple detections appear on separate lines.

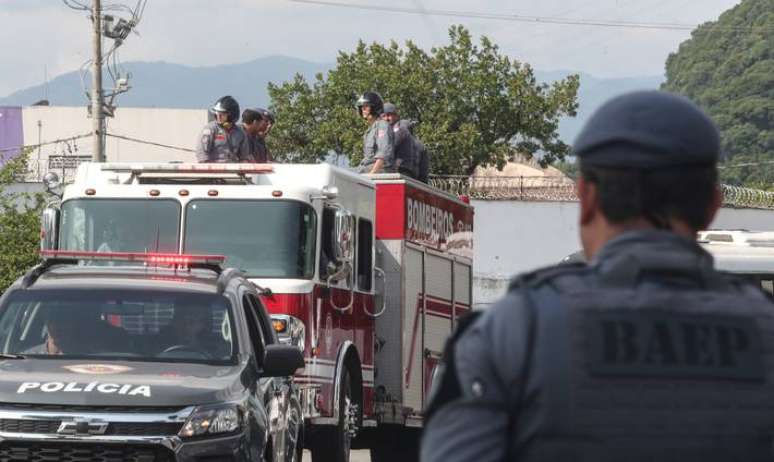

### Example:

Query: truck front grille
xmin=108 ymin=422 xmax=183 ymax=436
xmin=0 ymin=442 xmax=174 ymax=462
xmin=0 ymin=403 xmax=184 ymax=414
xmin=0 ymin=419 xmax=182 ymax=437
xmin=0 ymin=419 xmax=60 ymax=434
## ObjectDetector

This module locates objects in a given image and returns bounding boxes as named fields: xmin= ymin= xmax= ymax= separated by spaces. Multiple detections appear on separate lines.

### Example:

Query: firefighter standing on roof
xmin=196 ymin=96 xmax=252 ymax=163
xmin=422 ymin=91 xmax=774 ymax=462
xmin=356 ymin=92 xmax=395 ymax=174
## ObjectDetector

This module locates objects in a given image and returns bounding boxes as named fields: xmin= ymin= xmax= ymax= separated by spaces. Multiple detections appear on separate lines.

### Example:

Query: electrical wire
xmin=62 ymin=0 xmax=90 ymax=11
xmin=287 ymin=0 xmax=768 ymax=32
xmin=0 ymin=134 xmax=92 ymax=154
xmin=104 ymin=133 xmax=195 ymax=153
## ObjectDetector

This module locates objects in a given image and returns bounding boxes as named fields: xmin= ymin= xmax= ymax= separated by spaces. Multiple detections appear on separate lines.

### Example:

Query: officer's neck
xmin=583 ymin=217 xmax=696 ymax=260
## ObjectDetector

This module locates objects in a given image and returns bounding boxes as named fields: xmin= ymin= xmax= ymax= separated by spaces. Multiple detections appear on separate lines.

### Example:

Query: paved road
xmin=302 ymin=450 xmax=370 ymax=462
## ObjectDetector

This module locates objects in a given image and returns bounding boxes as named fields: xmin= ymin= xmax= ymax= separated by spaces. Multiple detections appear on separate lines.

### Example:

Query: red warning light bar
xmin=100 ymin=163 xmax=274 ymax=174
xmin=40 ymin=250 xmax=226 ymax=266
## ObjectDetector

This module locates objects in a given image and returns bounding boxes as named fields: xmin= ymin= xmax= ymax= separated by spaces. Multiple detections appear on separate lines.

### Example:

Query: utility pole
xmin=91 ymin=0 xmax=105 ymax=162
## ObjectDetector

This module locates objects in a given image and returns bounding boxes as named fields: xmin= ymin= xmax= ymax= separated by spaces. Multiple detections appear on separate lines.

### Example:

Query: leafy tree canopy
xmin=0 ymin=151 xmax=45 ymax=293
xmin=268 ymin=25 xmax=579 ymax=175
xmin=662 ymin=0 xmax=774 ymax=187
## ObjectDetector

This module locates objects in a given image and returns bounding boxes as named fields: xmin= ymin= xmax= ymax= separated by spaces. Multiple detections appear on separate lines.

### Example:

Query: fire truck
xmin=40 ymin=162 xmax=474 ymax=461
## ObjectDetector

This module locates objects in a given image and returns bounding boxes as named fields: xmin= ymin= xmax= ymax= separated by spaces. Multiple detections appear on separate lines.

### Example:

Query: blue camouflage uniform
xmin=422 ymin=91 xmax=774 ymax=462
xmin=358 ymin=119 xmax=395 ymax=173
xmin=196 ymin=121 xmax=252 ymax=163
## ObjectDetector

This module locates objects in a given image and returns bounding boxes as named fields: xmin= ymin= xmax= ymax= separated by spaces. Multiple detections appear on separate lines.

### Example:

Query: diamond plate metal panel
xmin=374 ymin=239 xmax=405 ymax=402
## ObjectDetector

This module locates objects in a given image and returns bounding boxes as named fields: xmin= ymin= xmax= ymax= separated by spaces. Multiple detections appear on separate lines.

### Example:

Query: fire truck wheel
xmin=311 ymin=367 xmax=358 ymax=462
xmin=369 ymin=426 xmax=420 ymax=462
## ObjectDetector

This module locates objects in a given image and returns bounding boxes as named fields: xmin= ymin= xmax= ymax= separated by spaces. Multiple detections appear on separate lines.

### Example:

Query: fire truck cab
xmin=40 ymin=162 xmax=474 ymax=461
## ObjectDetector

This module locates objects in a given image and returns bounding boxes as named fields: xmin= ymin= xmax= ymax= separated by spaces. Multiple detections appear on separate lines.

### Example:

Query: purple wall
xmin=0 ymin=107 xmax=23 ymax=165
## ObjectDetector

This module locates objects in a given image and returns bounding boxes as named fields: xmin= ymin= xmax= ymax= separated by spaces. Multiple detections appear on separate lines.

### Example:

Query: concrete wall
xmin=21 ymin=106 xmax=204 ymax=180
xmin=472 ymin=199 xmax=774 ymax=308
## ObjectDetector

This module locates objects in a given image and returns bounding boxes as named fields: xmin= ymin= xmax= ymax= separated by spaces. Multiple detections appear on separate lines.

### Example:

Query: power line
xmin=62 ymin=0 xmax=90 ymax=11
xmin=0 ymin=134 xmax=92 ymax=154
xmin=104 ymin=133 xmax=195 ymax=153
xmin=288 ymin=0 xmax=765 ymax=32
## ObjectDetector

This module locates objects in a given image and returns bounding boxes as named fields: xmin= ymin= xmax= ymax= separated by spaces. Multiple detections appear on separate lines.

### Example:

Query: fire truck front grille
xmin=0 ymin=442 xmax=174 ymax=462
xmin=0 ymin=419 xmax=60 ymax=434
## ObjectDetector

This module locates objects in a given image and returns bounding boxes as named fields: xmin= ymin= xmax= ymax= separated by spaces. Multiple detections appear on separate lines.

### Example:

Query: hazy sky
xmin=0 ymin=0 xmax=740 ymax=96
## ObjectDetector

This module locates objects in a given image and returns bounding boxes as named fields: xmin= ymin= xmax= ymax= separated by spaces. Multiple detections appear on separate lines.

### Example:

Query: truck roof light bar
xmin=99 ymin=163 xmax=274 ymax=174
xmin=40 ymin=250 xmax=226 ymax=266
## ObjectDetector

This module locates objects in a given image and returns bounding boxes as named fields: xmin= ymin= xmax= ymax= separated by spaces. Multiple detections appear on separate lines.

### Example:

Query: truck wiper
xmin=0 ymin=353 xmax=26 ymax=359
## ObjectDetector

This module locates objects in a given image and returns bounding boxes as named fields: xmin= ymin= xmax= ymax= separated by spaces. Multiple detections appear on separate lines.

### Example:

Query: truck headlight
xmin=179 ymin=403 xmax=241 ymax=438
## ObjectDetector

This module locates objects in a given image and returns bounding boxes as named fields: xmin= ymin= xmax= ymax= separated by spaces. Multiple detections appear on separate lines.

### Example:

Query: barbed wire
xmin=430 ymin=175 xmax=774 ymax=210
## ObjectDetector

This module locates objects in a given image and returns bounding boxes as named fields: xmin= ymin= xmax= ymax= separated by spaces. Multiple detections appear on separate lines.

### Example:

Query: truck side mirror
xmin=262 ymin=344 xmax=305 ymax=377
xmin=271 ymin=314 xmax=306 ymax=353
xmin=334 ymin=209 xmax=354 ymax=262
xmin=329 ymin=209 xmax=354 ymax=282
xmin=40 ymin=206 xmax=60 ymax=251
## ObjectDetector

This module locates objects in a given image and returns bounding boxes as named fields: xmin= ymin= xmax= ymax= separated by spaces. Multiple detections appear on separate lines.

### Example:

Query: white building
xmin=3 ymin=106 xmax=205 ymax=181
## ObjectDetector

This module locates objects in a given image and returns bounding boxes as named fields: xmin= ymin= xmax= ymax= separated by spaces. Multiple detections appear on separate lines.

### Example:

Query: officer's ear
xmin=577 ymin=176 xmax=598 ymax=226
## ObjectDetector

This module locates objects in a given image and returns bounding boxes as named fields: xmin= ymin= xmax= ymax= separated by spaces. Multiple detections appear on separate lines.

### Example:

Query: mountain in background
xmin=0 ymin=56 xmax=663 ymax=143
xmin=0 ymin=56 xmax=328 ymax=111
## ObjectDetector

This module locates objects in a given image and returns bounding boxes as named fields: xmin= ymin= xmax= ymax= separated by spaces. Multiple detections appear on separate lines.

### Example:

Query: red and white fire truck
xmin=40 ymin=163 xmax=474 ymax=461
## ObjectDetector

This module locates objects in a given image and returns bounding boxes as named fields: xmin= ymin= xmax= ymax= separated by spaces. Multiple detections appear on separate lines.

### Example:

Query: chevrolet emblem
xmin=57 ymin=419 xmax=109 ymax=436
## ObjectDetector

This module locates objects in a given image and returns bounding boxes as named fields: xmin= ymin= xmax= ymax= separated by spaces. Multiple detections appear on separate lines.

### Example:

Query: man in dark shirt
xmin=241 ymin=108 xmax=272 ymax=163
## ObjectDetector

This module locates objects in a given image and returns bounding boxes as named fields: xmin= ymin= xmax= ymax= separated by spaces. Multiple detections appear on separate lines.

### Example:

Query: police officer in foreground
xmin=196 ymin=95 xmax=252 ymax=163
xmin=422 ymin=90 xmax=774 ymax=462
xmin=356 ymin=91 xmax=395 ymax=174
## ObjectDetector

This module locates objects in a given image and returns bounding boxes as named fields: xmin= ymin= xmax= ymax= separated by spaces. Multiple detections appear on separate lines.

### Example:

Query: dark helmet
xmin=258 ymin=108 xmax=276 ymax=124
xmin=356 ymin=91 xmax=384 ymax=116
xmin=210 ymin=95 xmax=240 ymax=124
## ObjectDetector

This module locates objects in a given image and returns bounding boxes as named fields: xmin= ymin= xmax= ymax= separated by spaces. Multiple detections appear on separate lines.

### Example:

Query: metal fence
xmin=10 ymin=163 xmax=774 ymax=210
xmin=430 ymin=175 xmax=774 ymax=210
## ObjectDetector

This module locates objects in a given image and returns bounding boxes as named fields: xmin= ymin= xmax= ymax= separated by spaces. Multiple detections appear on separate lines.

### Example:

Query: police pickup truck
xmin=0 ymin=250 xmax=305 ymax=462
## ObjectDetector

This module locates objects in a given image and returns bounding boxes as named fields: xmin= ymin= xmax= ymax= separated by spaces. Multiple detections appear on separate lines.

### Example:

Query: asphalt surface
xmin=302 ymin=450 xmax=370 ymax=462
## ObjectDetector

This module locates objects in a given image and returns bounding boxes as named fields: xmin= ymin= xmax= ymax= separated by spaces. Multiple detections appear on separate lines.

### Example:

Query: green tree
xmin=268 ymin=26 xmax=579 ymax=175
xmin=0 ymin=151 xmax=45 ymax=293
xmin=662 ymin=0 xmax=774 ymax=186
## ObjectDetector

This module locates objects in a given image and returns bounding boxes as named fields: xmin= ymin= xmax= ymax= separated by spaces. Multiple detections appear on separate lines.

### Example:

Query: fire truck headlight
xmin=179 ymin=403 xmax=242 ymax=438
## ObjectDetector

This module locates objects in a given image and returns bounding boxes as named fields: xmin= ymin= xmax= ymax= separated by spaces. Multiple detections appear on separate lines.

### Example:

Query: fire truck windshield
xmin=59 ymin=199 xmax=181 ymax=253
xmin=183 ymin=199 xmax=316 ymax=279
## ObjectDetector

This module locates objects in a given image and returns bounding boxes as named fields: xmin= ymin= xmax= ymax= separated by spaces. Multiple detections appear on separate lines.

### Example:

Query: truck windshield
xmin=59 ymin=199 xmax=180 ymax=253
xmin=183 ymin=200 xmax=316 ymax=278
xmin=0 ymin=289 xmax=236 ymax=364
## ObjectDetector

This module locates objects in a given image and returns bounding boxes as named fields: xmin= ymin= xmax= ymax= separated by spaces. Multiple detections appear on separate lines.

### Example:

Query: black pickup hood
xmin=0 ymin=359 xmax=250 ymax=407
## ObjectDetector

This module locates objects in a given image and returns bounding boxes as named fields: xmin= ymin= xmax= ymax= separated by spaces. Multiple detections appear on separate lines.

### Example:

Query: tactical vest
xmin=428 ymin=246 xmax=774 ymax=461
xmin=517 ymin=254 xmax=774 ymax=461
